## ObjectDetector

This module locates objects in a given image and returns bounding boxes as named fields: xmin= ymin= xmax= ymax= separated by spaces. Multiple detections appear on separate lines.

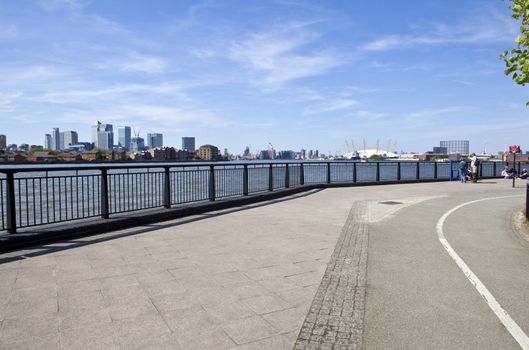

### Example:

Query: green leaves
xmin=502 ymin=0 xmax=529 ymax=103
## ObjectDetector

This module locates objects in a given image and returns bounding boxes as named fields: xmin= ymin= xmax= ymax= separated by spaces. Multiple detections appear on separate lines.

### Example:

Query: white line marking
xmin=436 ymin=195 xmax=529 ymax=350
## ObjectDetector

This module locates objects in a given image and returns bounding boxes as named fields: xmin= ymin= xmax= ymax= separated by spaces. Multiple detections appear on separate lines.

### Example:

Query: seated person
xmin=508 ymin=168 xmax=518 ymax=179
xmin=465 ymin=168 xmax=472 ymax=182
xmin=519 ymin=168 xmax=528 ymax=179
xmin=501 ymin=166 xmax=509 ymax=178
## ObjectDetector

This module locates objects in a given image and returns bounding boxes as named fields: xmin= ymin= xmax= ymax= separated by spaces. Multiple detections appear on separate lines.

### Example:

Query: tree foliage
xmin=501 ymin=0 xmax=529 ymax=104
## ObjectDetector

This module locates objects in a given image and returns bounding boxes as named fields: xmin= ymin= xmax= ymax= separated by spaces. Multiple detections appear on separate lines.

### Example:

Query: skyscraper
xmin=62 ymin=131 xmax=78 ymax=149
xmin=92 ymin=122 xmax=114 ymax=151
xmin=117 ymin=126 xmax=131 ymax=150
xmin=44 ymin=134 xmax=52 ymax=150
xmin=0 ymin=134 xmax=6 ymax=151
xmin=182 ymin=137 xmax=195 ymax=151
xmin=146 ymin=133 xmax=163 ymax=149
xmin=52 ymin=128 xmax=60 ymax=151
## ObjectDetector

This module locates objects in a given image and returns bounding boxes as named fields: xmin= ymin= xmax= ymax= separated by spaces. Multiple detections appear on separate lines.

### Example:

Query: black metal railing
xmin=0 ymin=160 xmax=526 ymax=234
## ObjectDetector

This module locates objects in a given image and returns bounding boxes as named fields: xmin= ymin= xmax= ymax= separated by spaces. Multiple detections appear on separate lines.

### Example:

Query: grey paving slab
xmin=1 ymin=181 xmax=526 ymax=349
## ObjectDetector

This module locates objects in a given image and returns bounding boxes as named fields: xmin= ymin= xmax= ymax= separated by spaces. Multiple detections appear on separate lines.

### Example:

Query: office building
xmin=92 ymin=122 xmax=114 ymax=151
xmin=0 ymin=134 xmax=6 ymax=151
xmin=182 ymin=137 xmax=196 ymax=152
xmin=52 ymin=128 xmax=60 ymax=151
xmin=44 ymin=134 xmax=52 ymax=150
xmin=243 ymin=146 xmax=250 ymax=157
xmin=146 ymin=133 xmax=163 ymax=149
xmin=130 ymin=137 xmax=145 ymax=152
xmin=197 ymin=144 xmax=219 ymax=160
xmin=62 ymin=131 xmax=78 ymax=149
xmin=117 ymin=126 xmax=131 ymax=150
xmin=439 ymin=140 xmax=469 ymax=155
xmin=432 ymin=146 xmax=448 ymax=155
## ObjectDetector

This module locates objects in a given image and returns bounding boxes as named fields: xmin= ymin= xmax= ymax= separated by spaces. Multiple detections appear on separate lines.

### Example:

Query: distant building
xmin=439 ymin=140 xmax=469 ymax=155
xmin=130 ymin=137 xmax=145 ymax=152
xmin=0 ymin=134 xmax=6 ymax=151
xmin=278 ymin=150 xmax=295 ymax=160
xmin=6 ymin=144 xmax=17 ymax=152
xmin=19 ymin=144 xmax=29 ymax=151
xmin=149 ymin=147 xmax=176 ymax=161
xmin=197 ymin=144 xmax=219 ymax=161
xmin=117 ymin=126 xmax=131 ymax=150
xmin=300 ymin=149 xmax=306 ymax=159
xmin=432 ymin=146 xmax=448 ymax=155
xmin=62 ymin=131 xmax=78 ymax=150
xmin=259 ymin=150 xmax=271 ymax=160
xmin=52 ymin=128 xmax=60 ymax=151
xmin=182 ymin=137 xmax=196 ymax=152
xmin=69 ymin=143 xmax=93 ymax=152
xmin=146 ymin=133 xmax=163 ymax=149
xmin=44 ymin=134 xmax=52 ymax=150
xmin=92 ymin=122 xmax=113 ymax=151
xmin=243 ymin=146 xmax=250 ymax=157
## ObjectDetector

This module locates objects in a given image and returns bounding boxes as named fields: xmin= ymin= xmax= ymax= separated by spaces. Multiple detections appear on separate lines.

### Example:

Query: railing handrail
xmin=0 ymin=159 xmax=509 ymax=174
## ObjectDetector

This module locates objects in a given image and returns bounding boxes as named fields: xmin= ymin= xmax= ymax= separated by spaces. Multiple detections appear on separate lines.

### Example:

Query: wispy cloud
xmin=119 ymin=55 xmax=168 ymax=74
xmin=38 ymin=0 xmax=90 ymax=11
xmin=304 ymin=98 xmax=359 ymax=114
xmin=229 ymin=23 xmax=342 ymax=89
xmin=359 ymin=11 xmax=516 ymax=53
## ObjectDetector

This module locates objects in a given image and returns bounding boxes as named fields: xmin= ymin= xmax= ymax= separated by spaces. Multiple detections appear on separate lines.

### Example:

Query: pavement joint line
xmin=293 ymin=201 xmax=368 ymax=350
xmin=436 ymin=194 xmax=529 ymax=350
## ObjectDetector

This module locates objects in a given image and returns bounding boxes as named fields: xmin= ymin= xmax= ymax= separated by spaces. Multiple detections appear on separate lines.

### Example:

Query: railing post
xmin=518 ymin=160 xmax=521 ymax=175
xmin=209 ymin=165 xmax=216 ymax=201
xmin=100 ymin=169 xmax=109 ymax=219
xmin=449 ymin=160 xmax=453 ymax=181
xmin=434 ymin=162 xmax=438 ymax=179
xmin=163 ymin=167 xmax=171 ymax=209
xmin=376 ymin=162 xmax=380 ymax=182
xmin=268 ymin=164 xmax=273 ymax=191
xmin=285 ymin=164 xmax=290 ymax=188
xmin=416 ymin=162 xmax=420 ymax=180
xmin=479 ymin=162 xmax=483 ymax=178
xmin=327 ymin=162 xmax=331 ymax=184
xmin=300 ymin=163 xmax=305 ymax=185
xmin=5 ymin=171 xmax=16 ymax=234
xmin=243 ymin=165 xmax=249 ymax=196
xmin=397 ymin=162 xmax=401 ymax=181
xmin=353 ymin=162 xmax=357 ymax=183
xmin=526 ymin=181 xmax=529 ymax=221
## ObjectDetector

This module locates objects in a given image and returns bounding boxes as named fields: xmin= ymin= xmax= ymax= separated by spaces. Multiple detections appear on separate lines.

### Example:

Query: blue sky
xmin=0 ymin=0 xmax=527 ymax=155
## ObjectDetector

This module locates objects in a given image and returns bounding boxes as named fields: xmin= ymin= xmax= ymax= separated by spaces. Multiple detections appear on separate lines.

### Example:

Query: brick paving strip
xmin=293 ymin=201 xmax=368 ymax=350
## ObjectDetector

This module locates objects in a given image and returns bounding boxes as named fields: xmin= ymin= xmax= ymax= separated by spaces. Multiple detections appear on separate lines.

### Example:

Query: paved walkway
xmin=0 ymin=179 xmax=527 ymax=349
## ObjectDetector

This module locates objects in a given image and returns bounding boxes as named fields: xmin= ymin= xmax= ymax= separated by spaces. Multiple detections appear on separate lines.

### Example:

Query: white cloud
xmin=39 ymin=0 xmax=90 ymax=11
xmin=229 ymin=24 xmax=342 ymax=89
xmin=119 ymin=55 xmax=168 ymax=74
xmin=304 ymin=98 xmax=359 ymax=114
xmin=359 ymin=11 xmax=516 ymax=53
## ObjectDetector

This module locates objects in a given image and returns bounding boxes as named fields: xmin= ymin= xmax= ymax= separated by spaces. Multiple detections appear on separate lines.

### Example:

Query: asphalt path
xmin=364 ymin=182 xmax=529 ymax=349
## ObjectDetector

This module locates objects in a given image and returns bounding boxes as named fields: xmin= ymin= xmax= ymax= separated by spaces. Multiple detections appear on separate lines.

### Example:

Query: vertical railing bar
xmin=243 ymin=165 xmax=249 ymax=196
xmin=268 ymin=164 xmax=273 ymax=192
xmin=5 ymin=172 xmax=16 ymax=234
xmin=100 ymin=169 xmax=109 ymax=219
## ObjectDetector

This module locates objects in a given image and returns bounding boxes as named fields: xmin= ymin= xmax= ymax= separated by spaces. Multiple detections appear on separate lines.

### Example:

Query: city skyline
xmin=1 ymin=1 xmax=528 ymax=153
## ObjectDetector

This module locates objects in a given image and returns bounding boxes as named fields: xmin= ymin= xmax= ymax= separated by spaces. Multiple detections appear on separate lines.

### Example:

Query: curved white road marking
xmin=436 ymin=195 xmax=529 ymax=350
